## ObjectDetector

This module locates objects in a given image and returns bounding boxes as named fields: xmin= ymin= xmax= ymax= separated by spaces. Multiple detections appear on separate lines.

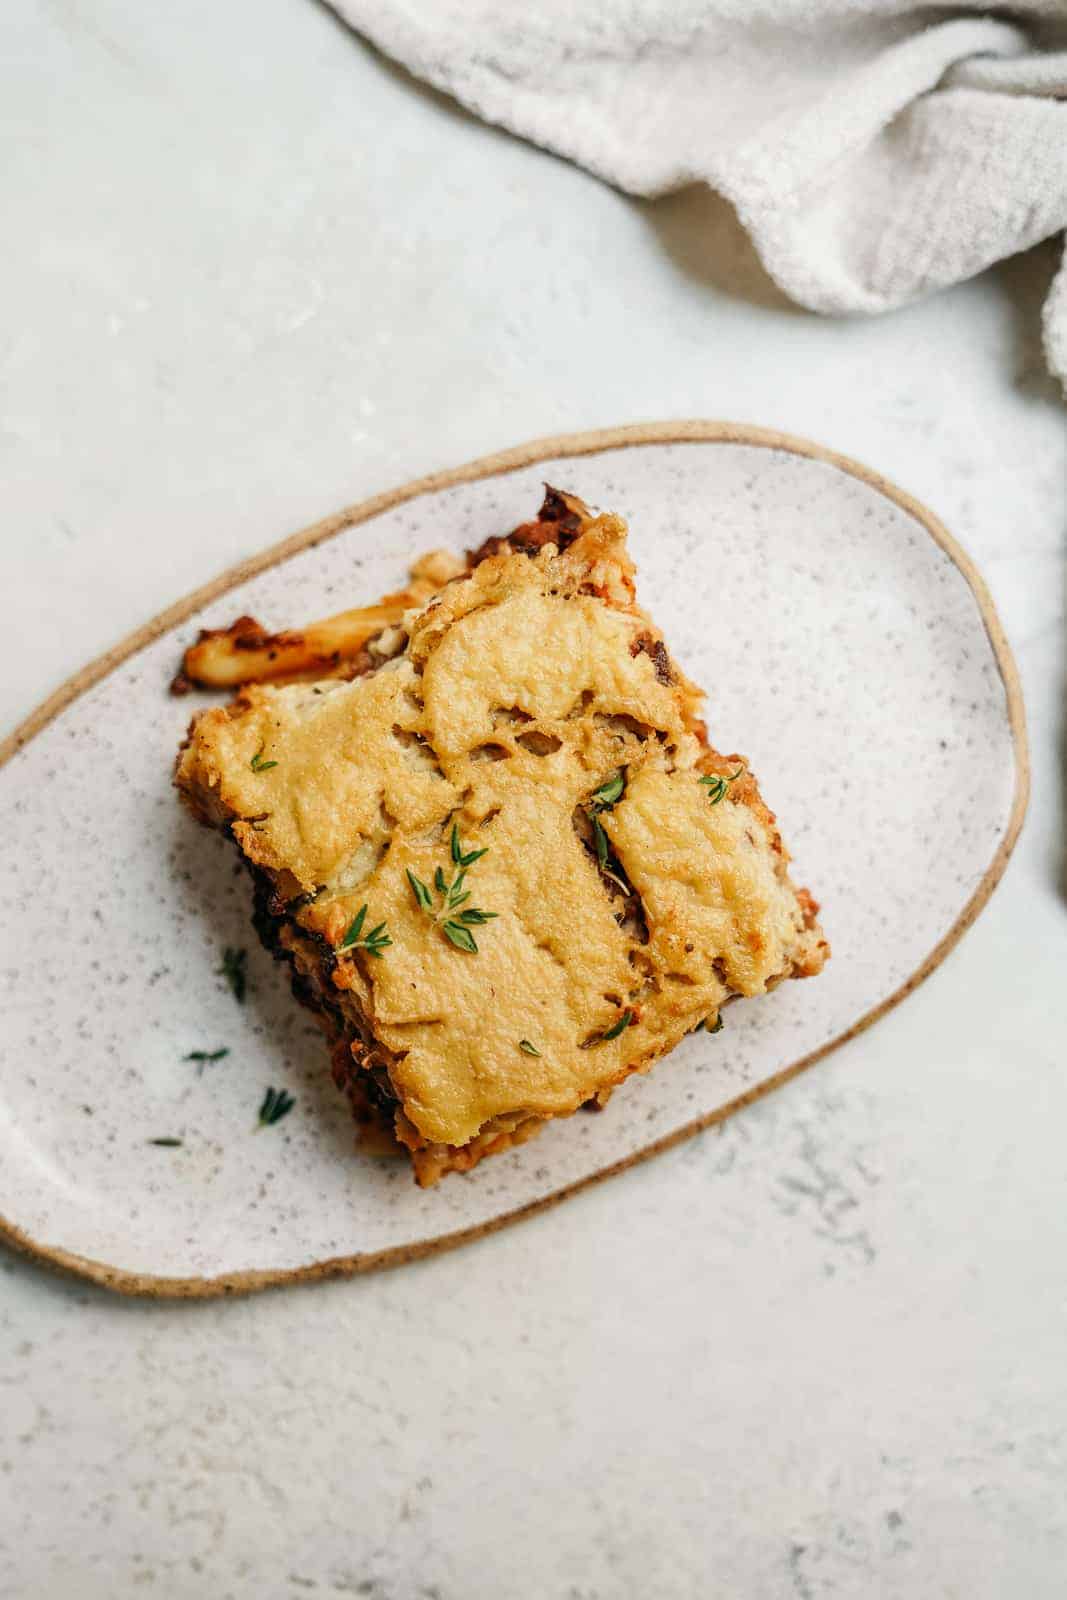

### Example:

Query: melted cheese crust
xmin=177 ymin=514 xmax=826 ymax=1150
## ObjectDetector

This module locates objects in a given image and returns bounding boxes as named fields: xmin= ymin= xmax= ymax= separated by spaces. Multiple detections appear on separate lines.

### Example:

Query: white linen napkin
xmin=329 ymin=0 xmax=1067 ymax=388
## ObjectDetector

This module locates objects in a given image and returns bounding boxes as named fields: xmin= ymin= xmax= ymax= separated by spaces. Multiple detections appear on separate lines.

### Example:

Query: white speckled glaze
xmin=0 ymin=430 xmax=1024 ymax=1292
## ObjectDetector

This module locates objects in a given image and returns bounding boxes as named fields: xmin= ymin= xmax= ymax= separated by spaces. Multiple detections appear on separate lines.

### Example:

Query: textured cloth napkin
xmin=330 ymin=0 xmax=1067 ymax=387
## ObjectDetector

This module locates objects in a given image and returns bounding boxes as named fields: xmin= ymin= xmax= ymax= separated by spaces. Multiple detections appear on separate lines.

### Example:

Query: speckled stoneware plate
xmin=0 ymin=424 xmax=1027 ymax=1297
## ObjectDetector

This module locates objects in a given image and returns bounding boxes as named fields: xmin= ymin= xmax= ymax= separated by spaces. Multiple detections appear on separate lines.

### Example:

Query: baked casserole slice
xmin=176 ymin=490 xmax=828 ymax=1184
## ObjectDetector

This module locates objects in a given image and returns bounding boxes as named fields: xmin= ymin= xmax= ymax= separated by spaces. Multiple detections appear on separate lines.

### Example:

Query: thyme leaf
xmin=338 ymin=904 xmax=392 ymax=958
xmin=407 ymin=869 xmax=433 ymax=912
xmin=217 ymin=946 xmax=247 ymax=1004
xmin=518 ymin=1039 xmax=541 ymax=1057
xmin=442 ymin=920 xmax=478 ymax=953
xmin=448 ymin=868 xmax=468 ymax=906
xmin=185 ymin=1046 xmax=230 ymax=1075
xmin=250 ymin=747 xmax=278 ymax=773
xmin=450 ymin=823 xmax=488 ymax=868
xmin=257 ymin=1086 xmax=295 ymax=1128
xmin=148 ymin=1137 xmax=183 ymax=1148
xmin=698 ymin=765 xmax=745 ymax=806
xmin=597 ymin=1008 xmax=635 ymax=1043
xmin=590 ymin=772 xmax=625 ymax=810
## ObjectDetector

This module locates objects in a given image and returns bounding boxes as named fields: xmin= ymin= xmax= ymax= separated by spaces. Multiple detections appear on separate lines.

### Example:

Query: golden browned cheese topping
xmin=177 ymin=514 xmax=823 ymax=1149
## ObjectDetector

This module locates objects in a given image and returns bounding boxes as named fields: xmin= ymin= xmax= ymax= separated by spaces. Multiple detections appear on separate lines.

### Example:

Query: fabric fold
xmin=330 ymin=0 xmax=1067 ymax=387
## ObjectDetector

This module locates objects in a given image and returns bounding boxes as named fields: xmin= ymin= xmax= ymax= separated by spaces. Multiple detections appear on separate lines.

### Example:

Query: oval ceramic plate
xmin=0 ymin=424 xmax=1026 ymax=1297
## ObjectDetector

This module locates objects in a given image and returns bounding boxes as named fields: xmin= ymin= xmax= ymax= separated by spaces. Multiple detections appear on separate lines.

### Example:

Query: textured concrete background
xmin=1 ymin=2 xmax=1065 ymax=1596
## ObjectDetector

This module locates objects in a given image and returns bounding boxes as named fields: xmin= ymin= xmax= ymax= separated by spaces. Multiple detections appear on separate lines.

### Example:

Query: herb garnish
xmin=250 ymin=747 xmax=278 ymax=772
xmin=148 ymin=1137 xmax=183 ymax=1148
xmin=407 ymin=825 xmax=498 ymax=953
xmin=518 ymin=1039 xmax=542 ymax=1057
xmin=338 ymin=904 xmax=392 ymax=958
xmin=587 ymin=771 xmax=626 ymax=875
xmin=590 ymin=772 xmax=625 ymax=809
xmin=449 ymin=822 xmax=487 ymax=870
xmin=257 ymin=1086 xmax=295 ymax=1128
xmin=699 ymin=765 xmax=745 ymax=806
xmin=185 ymin=1046 xmax=230 ymax=1076
xmin=596 ymin=1008 xmax=635 ymax=1043
xmin=217 ymin=946 xmax=247 ymax=1003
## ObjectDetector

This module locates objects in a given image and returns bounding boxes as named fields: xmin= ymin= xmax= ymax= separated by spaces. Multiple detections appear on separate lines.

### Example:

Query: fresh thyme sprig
xmin=185 ymin=1046 xmax=230 ymax=1075
xmin=407 ymin=825 xmax=498 ymax=953
xmin=699 ymin=765 xmax=745 ymax=806
xmin=338 ymin=904 xmax=392 ymax=958
xmin=250 ymin=747 xmax=278 ymax=773
xmin=587 ymin=771 xmax=626 ymax=873
xmin=257 ymin=1086 xmax=295 ymax=1128
xmin=218 ymin=946 xmax=247 ymax=1003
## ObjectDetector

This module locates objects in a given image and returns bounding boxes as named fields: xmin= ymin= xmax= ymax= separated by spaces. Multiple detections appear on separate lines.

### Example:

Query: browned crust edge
xmin=0 ymin=421 xmax=1030 ymax=1300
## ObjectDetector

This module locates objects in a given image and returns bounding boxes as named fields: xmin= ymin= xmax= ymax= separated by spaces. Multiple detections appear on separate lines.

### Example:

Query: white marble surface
xmin=1 ymin=2 xmax=1064 ymax=1596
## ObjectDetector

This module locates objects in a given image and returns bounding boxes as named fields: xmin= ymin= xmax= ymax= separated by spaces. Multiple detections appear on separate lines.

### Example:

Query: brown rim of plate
xmin=0 ymin=421 xmax=1030 ymax=1299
